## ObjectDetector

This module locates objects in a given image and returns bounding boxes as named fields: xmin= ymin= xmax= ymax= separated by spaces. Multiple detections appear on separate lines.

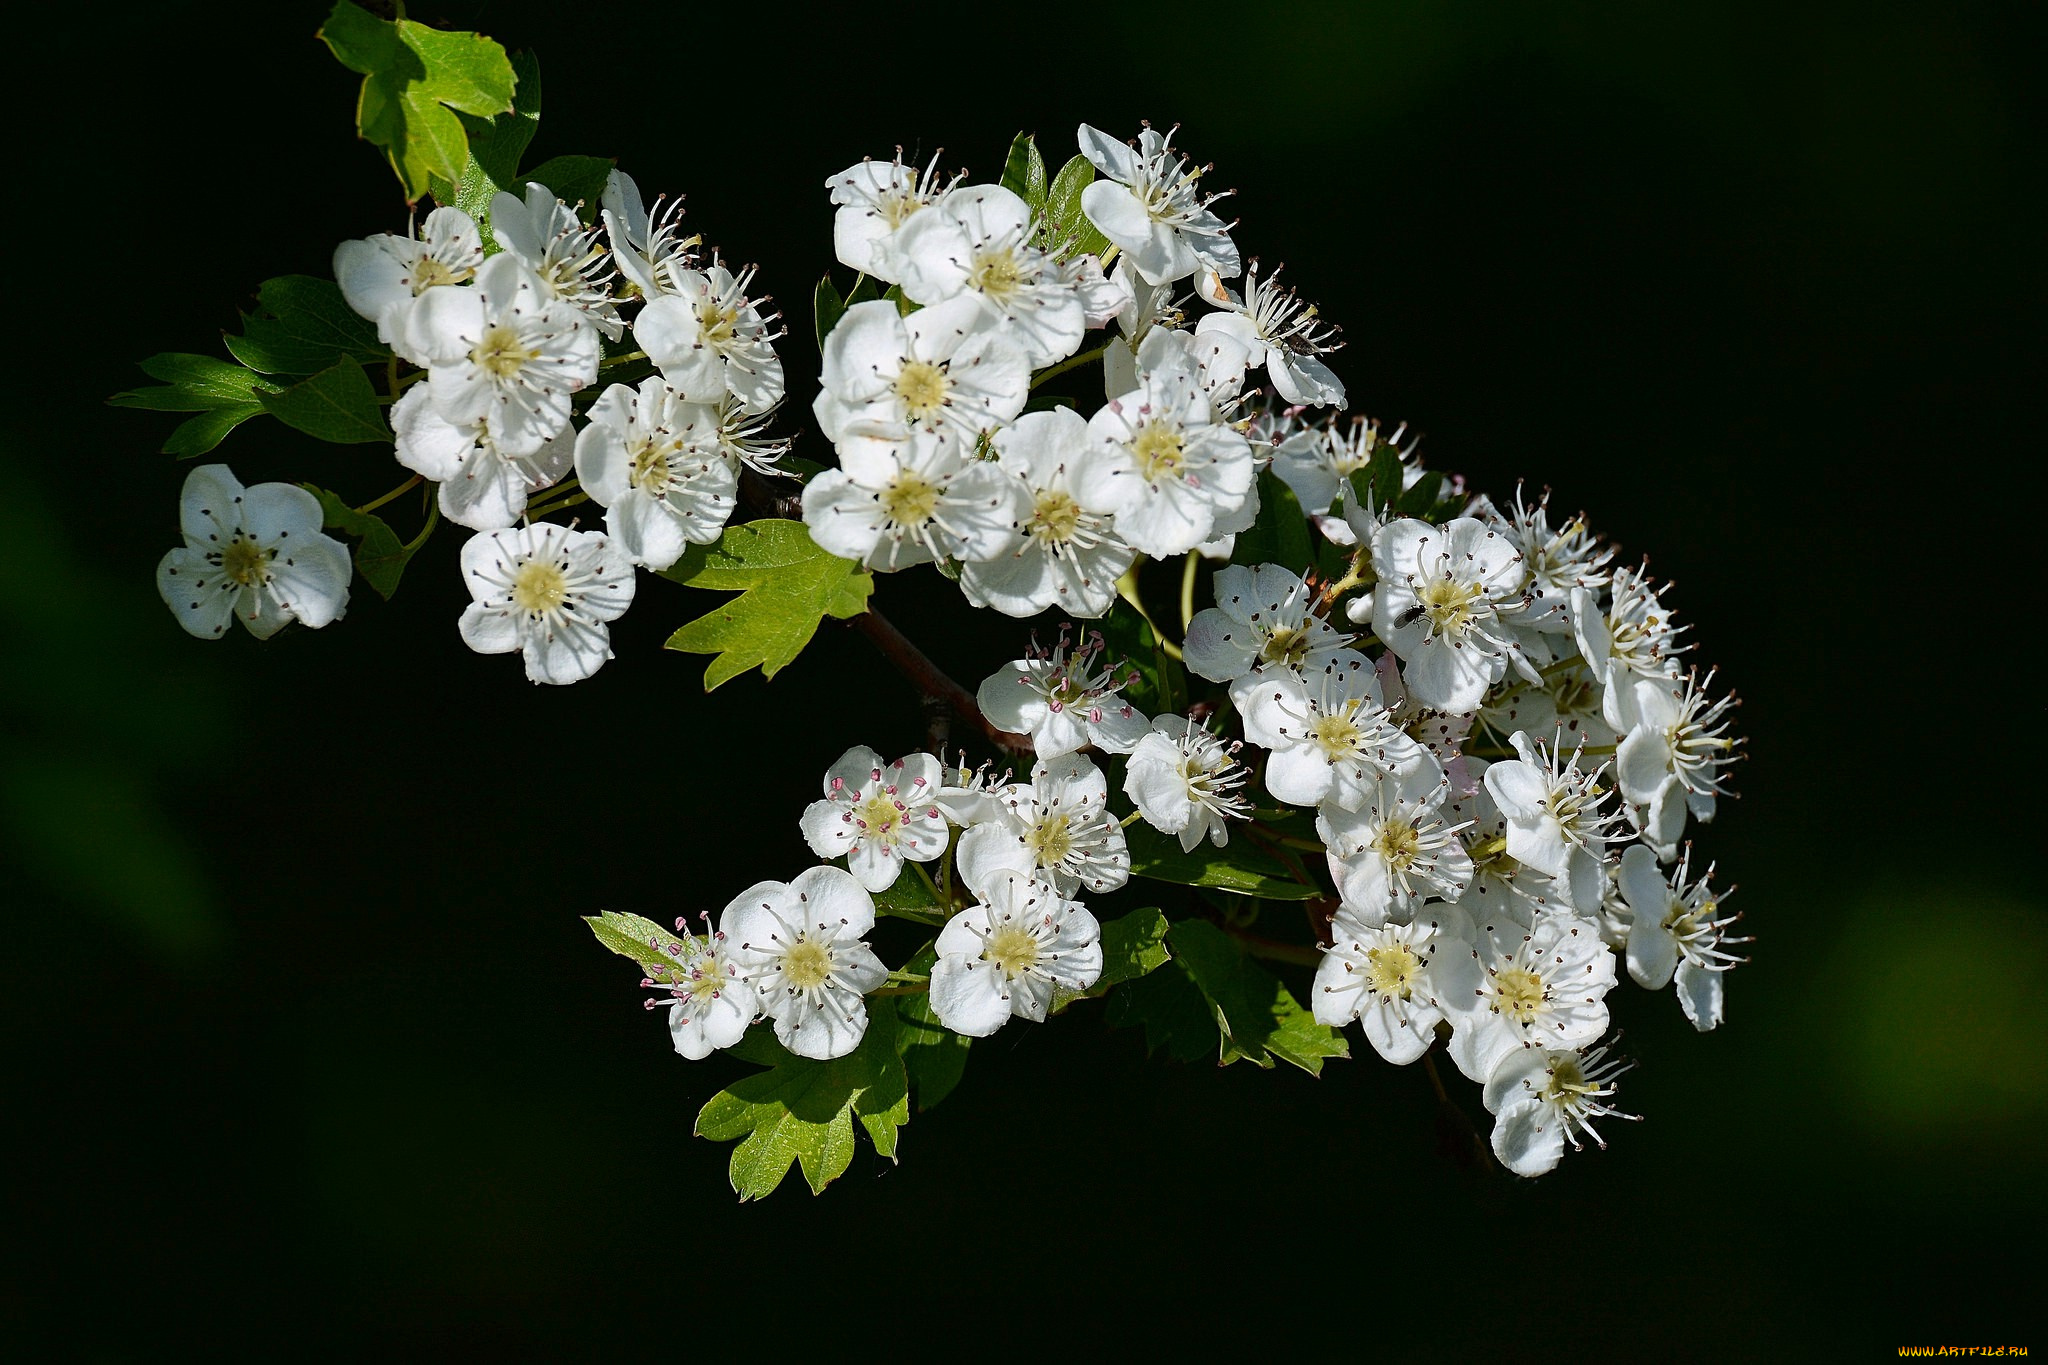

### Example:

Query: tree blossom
xmin=1481 ymin=731 xmax=1622 ymax=914
xmin=601 ymin=170 xmax=700 ymax=299
xmin=1446 ymin=912 xmax=1619 ymax=1085
xmin=929 ymin=872 xmax=1103 ymax=1036
xmin=390 ymin=385 xmax=575 ymax=532
xmin=490 ymin=182 xmax=622 ymax=339
xmin=1612 ymin=843 xmax=1746 ymax=1030
xmin=1076 ymin=346 xmax=1253 ymax=557
xmin=1272 ymin=415 xmax=1418 ymax=540
xmin=456 ymin=522 xmax=636 ymax=685
xmin=1319 ymin=780 xmax=1475 ymax=926
xmin=1482 ymin=1040 xmax=1639 ymax=1177
xmin=1123 ymin=715 xmax=1252 ymax=851
xmin=1193 ymin=262 xmax=1345 ymax=407
xmin=1314 ymin=912 xmax=1482 ymax=1064
xmin=893 ymin=184 xmax=1085 ymax=366
xmin=1573 ymin=564 xmax=1686 ymax=704
xmin=801 ymin=429 xmax=1027 ymax=571
xmin=724 ymin=867 xmax=888 ymax=1060
xmin=814 ymin=300 xmax=1029 ymax=454
xmin=956 ymin=754 xmax=1130 ymax=898
xmin=635 ymin=259 xmax=785 ymax=412
xmin=1232 ymin=655 xmax=1438 ymax=810
xmin=333 ymin=206 xmax=483 ymax=360
xmin=977 ymin=628 xmax=1148 ymax=759
xmin=156 ymin=464 xmax=350 ymax=639
xmin=643 ymin=913 xmax=761 ymax=1061
xmin=1184 ymin=563 xmax=1354 ymax=684
xmin=574 ymin=378 xmax=740 ymax=570
xmin=405 ymin=253 xmax=599 ymax=456
xmin=1485 ymin=485 xmax=1610 ymax=633
xmin=798 ymin=746 xmax=949 ymax=893
xmin=1608 ymin=669 xmax=1741 ymax=860
xmin=826 ymin=152 xmax=957 ymax=282
xmin=1370 ymin=516 xmax=1534 ymax=713
xmin=958 ymin=408 xmax=1135 ymax=619
xmin=1076 ymin=123 xmax=1239 ymax=285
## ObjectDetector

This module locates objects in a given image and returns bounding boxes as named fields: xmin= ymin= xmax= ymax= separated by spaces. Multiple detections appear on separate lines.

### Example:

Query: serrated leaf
xmin=1165 ymin=920 xmax=1349 ymax=1075
xmin=660 ymin=519 xmax=873 ymax=689
xmin=695 ymin=1013 xmax=906 ymax=1199
xmin=523 ymin=154 xmax=614 ymax=218
xmin=1124 ymin=821 xmax=1320 ymax=900
xmin=1097 ymin=907 xmax=1172 ymax=987
xmin=999 ymin=132 xmax=1048 ymax=215
xmin=110 ymin=354 xmax=278 ymax=458
xmin=814 ymin=274 xmax=845 ymax=351
xmin=1232 ymin=472 xmax=1315 ymax=573
xmin=258 ymin=359 xmax=390 ymax=445
xmin=303 ymin=485 xmax=419 ymax=599
xmin=582 ymin=909 xmax=693 ymax=984
xmin=1043 ymin=155 xmax=1112 ymax=260
xmin=320 ymin=1 xmax=517 ymax=201
xmin=225 ymin=276 xmax=388 ymax=376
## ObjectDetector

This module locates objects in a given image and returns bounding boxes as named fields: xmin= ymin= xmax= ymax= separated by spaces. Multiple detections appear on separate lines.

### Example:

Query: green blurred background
xmin=6 ymin=0 xmax=2040 ymax=1354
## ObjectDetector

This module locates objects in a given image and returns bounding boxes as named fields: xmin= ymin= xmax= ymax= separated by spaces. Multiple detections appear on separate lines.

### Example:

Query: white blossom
xmin=1319 ymin=779 xmax=1475 ymax=926
xmin=1075 ymin=123 xmax=1239 ymax=285
xmin=1612 ymin=843 xmax=1746 ymax=1030
xmin=826 ymin=152 xmax=957 ymax=283
xmin=574 ymin=378 xmax=739 ymax=569
xmin=956 ymin=754 xmax=1129 ymax=898
xmin=1481 ymin=731 xmax=1622 ymax=914
xmin=600 ymin=169 xmax=700 ymax=299
xmin=390 ymin=384 xmax=575 ymax=532
xmin=490 ymin=182 xmax=623 ymax=339
xmin=929 ymin=872 xmax=1103 ymax=1036
xmin=456 ymin=522 xmax=635 ymax=684
xmin=1446 ymin=911 xmax=1619 ymax=1085
xmin=333 ymin=207 xmax=484 ymax=361
xmin=724 ymin=867 xmax=888 ymax=1060
xmin=814 ymin=299 xmax=1029 ymax=454
xmin=1314 ymin=911 xmax=1482 ymax=1064
xmin=801 ymin=429 xmax=1026 ymax=571
xmin=1482 ymin=1040 xmax=1639 ymax=1177
xmin=1232 ymin=654 xmax=1439 ymax=810
xmin=977 ymin=628 xmax=1148 ymax=759
xmin=642 ymin=913 xmax=761 ymax=1061
xmin=894 ymin=184 xmax=1085 ymax=367
xmin=1608 ymin=669 xmax=1741 ymax=860
xmin=1485 ymin=485 xmax=1610 ymax=632
xmin=405 ymin=253 xmax=599 ymax=456
xmin=1076 ymin=346 xmax=1253 ymax=557
xmin=1193 ymin=262 xmax=1345 ymax=407
xmin=958 ymin=408 xmax=1135 ymax=619
xmin=1184 ymin=563 xmax=1354 ymax=684
xmin=1370 ymin=516 xmax=1534 ymax=713
xmin=635 ymin=259 xmax=785 ymax=412
xmin=798 ymin=746 xmax=949 ymax=893
xmin=1573 ymin=564 xmax=1686 ymax=704
xmin=1123 ymin=715 xmax=1252 ymax=851
xmin=156 ymin=465 xmax=350 ymax=639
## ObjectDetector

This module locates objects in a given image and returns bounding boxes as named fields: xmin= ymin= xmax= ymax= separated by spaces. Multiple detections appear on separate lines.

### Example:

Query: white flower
xmin=156 ymin=464 xmax=350 ymax=639
xmin=1477 ymin=659 xmax=1616 ymax=756
xmin=1123 ymin=715 xmax=1251 ymax=851
xmin=1193 ymin=262 xmax=1345 ymax=408
xmin=826 ymin=152 xmax=957 ymax=283
xmin=929 ymin=872 xmax=1103 ymax=1036
xmin=1448 ymin=763 xmax=1563 ymax=924
xmin=1612 ymin=843 xmax=1746 ymax=1030
xmin=977 ymin=628 xmax=1149 ymax=759
xmin=894 ymin=184 xmax=1085 ymax=367
xmin=933 ymin=754 xmax=1012 ymax=828
xmin=1482 ymin=1040 xmax=1639 ymax=1177
xmin=1608 ymin=669 xmax=1741 ymax=860
xmin=956 ymin=754 xmax=1129 ymax=898
xmin=405 ymin=253 xmax=599 ymax=456
xmin=489 ymin=182 xmax=622 ymax=339
xmin=1370 ymin=516 xmax=1533 ymax=713
xmin=642 ymin=913 xmax=761 ymax=1060
xmin=704 ymin=391 xmax=794 ymax=477
xmin=1319 ymin=780 xmax=1475 ymax=926
xmin=1076 ymin=347 xmax=1253 ymax=558
xmin=635 ymin=259 xmax=785 ymax=412
xmin=724 ymin=867 xmax=889 ymax=1060
xmin=456 ymin=522 xmax=636 ymax=684
xmin=798 ymin=746 xmax=950 ymax=893
xmin=1485 ymin=485 xmax=1609 ymax=633
xmin=1232 ymin=654 xmax=1439 ymax=810
xmin=1184 ymin=563 xmax=1354 ymax=684
xmin=333 ymin=207 xmax=484 ymax=361
xmin=574 ymin=378 xmax=740 ymax=570
xmin=801 ymin=429 xmax=1027 ymax=571
xmin=1313 ymin=911 xmax=1482 ymax=1064
xmin=600 ymin=170 xmax=700 ymax=299
xmin=1061 ymin=252 xmax=1132 ymax=327
xmin=390 ymin=385 xmax=575 ymax=532
xmin=1573 ymin=564 xmax=1686 ymax=699
xmin=1445 ymin=911 xmax=1619 ymax=1084
xmin=814 ymin=300 xmax=1030 ymax=454
xmin=1273 ymin=416 xmax=1420 ymax=543
xmin=958 ymin=408 xmax=1136 ymax=619
xmin=1075 ymin=123 xmax=1239 ymax=285
xmin=1481 ymin=731 xmax=1622 ymax=914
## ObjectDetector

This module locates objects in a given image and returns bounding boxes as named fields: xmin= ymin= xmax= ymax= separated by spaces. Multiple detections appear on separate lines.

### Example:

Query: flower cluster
xmin=158 ymin=171 xmax=791 ymax=683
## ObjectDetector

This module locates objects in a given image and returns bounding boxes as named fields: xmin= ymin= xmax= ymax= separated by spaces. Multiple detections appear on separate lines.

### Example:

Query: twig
xmin=853 ymin=607 xmax=1033 ymax=759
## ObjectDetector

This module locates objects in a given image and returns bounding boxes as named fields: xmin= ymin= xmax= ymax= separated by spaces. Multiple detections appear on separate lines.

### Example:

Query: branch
xmin=853 ymin=607 xmax=1034 ymax=760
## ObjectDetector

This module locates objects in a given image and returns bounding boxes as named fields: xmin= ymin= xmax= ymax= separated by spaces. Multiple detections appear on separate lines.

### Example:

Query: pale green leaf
xmin=582 ymin=909 xmax=693 ymax=984
xmin=1043 ymin=155 xmax=1111 ymax=260
xmin=225 ymin=276 xmax=387 ymax=376
xmin=999 ymin=132 xmax=1047 ymax=215
xmin=661 ymin=520 xmax=873 ymax=689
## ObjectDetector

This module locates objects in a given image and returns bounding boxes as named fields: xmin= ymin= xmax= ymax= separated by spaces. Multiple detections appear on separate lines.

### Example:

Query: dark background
xmin=6 ymin=0 xmax=2041 ymax=1355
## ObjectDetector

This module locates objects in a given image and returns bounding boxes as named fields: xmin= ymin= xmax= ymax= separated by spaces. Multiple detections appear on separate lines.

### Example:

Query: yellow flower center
xmin=700 ymin=303 xmax=741 ymax=347
xmin=1130 ymin=421 xmax=1185 ymax=480
xmin=1419 ymin=576 xmax=1483 ymax=634
xmin=1539 ymin=1054 xmax=1592 ymax=1102
xmin=969 ymin=248 xmax=1027 ymax=302
xmin=1027 ymin=814 xmax=1073 ymax=867
xmin=1364 ymin=943 xmax=1421 ymax=998
xmin=471 ymin=324 xmax=537 ymax=379
xmin=412 ymin=256 xmax=465 ymax=294
xmin=1308 ymin=708 xmax=1363 ymax=759
xmin=220 ymin=537 xmax=270 ymax=587
xmin=984 ymin=925 xmax=1041 ymax=978
xmin=1494 ymin=967 xmax=1547 ymax=1024
xmin=784 ymin=939 xmax=834 ymax=990
xmin=511 ymin=559 xmax=569 ymax=615
xmin=1029 ymin=490 xmax=1084 ymax=544
xmin=894 ymin=360 xmax=950 ymax=421
xmin=1372 ymin=819 xmax=1422 ymax=871
xmin=854 ymin=792 xmax=903 ymax=837
xmin=1260 ymin=625 xmax=1311 ymax=668
xmin=880 ymin=472 xmax=941 ymax=527
xmin=629 ymin=436 xmax=675 ymax=490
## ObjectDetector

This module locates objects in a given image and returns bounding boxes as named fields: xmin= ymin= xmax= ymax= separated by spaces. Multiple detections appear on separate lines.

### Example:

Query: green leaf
xmin=1097 ymin=907 xmax=1172 ymax=987
xmin=224 ymin=276 xmax=388 ymax=376
xmin=660 ymin=519 xmax=874 ymax=689
xmin=1393 ymin=469 xmax=1445 ymax=520
xmin=1232 ymin=471 xmax=1314 ymax=573
xmin=1164 ymin=920 xmax=1350 ymax=1075
xmin=893 ymin=952 xmax=970 ymax=1112
xmin=319 ymin=1 xmax=517 ymax=201
xmin=814 ymin=274 xmax=845 ymax=351
xmin=695 ymin=1012 xmax=906 ymax=1199
xmin=1043 ymin=155 xmax=1112 ymax=260
xmin=1097 ymin=600 xmax=1186 ymax=716
xmin=464 ymin=48 xmax=541 ymax=184
xmin=1106 ymin=958 xmax=1222 ymax=1063
xmin=582 ymin=909 xmax=694 ymax=984
xmin=870 ymin=866 xmax=948 ymax=925
xmin=258 ymin=359 xmax=390 ymax=445
xmin=110 ymin=354 xmax=278 ymax=457
xmin=522 ymin=154 xmax=614 ymax=217
xmin=1124 ymin=821 xmax=1321 ymax=900
xmin=999 ymin=132 xmax=1047 ymax=215
xmin=303 ymin=485 xmax=420 ymax=599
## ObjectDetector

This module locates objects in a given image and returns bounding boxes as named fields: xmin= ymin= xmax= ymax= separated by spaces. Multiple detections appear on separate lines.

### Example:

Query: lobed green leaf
xmin=1161 ymin=920 xmax=1349 ymax=1075
xmin=303 ymin=485 xmax=419 ymax=599
xmin=110 ymin=354 xmax=278 ymax=458
xmin=660 ymin=520 xmax=874 ymax=689
xmin=1096 ymin=907 xmax=1173 ymax=987
xmin=225 ymin=276 xmax=387 ymax=376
